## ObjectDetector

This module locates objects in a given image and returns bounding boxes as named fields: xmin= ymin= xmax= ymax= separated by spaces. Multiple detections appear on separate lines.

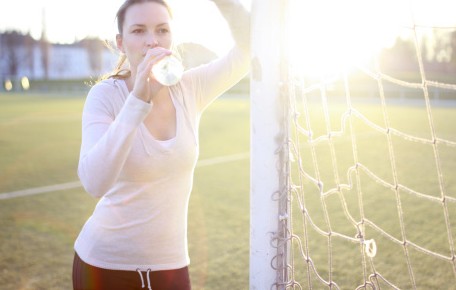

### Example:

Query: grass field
xmin=0 ymin=92 xmax=455 ymax=289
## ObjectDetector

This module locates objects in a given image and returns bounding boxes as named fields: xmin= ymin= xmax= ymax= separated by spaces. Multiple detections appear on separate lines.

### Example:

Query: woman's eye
xmin=158 ymin=28 xmax=169 ymax=34
xmin=132 ymin=29 xmax=144 ymax=34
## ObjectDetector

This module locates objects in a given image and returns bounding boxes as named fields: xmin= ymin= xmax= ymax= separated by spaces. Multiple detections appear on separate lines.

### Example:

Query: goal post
xmin=250 ymin=0 xmax=289 ymax=288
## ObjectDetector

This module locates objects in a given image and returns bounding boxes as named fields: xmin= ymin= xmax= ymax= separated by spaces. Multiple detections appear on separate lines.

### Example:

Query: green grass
xmin=0 ymin=93 xmax=84 ymax=192
xmin=0 ymin=92 xmax=455 ymax=289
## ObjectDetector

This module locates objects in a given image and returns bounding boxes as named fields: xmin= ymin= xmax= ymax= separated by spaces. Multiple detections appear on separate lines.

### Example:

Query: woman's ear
xmin=116 ymin=34 xmax=124 ymax=53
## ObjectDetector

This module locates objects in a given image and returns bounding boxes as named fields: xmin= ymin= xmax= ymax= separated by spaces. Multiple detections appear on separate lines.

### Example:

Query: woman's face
xmin=117 ymin=2 xmax=173 ymax=70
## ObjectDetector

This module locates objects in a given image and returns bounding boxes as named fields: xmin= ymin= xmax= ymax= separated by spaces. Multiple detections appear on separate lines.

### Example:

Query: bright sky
xmin=286 ymin=0 xmax=456 ymax=76
xmin=1 ymin=0 xmax=455 ymax=73
xmin=0 ymin=0 xmax=251 ymax=55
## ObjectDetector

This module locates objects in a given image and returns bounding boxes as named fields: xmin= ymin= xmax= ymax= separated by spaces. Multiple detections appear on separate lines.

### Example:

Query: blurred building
xmin=0 ymin=32 xmax=118 ymax=82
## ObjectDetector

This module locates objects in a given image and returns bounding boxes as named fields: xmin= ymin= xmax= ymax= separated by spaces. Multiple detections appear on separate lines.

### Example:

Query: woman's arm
xmin=78 ymin=83 xmax=151 ymax=198
xmin=182 ymin=0 xmax=250 ymax=111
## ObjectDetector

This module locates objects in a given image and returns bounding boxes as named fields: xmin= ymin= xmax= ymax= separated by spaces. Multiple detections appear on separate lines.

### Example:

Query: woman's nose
xmin=146 ymin=34 xmax=159 ymax=48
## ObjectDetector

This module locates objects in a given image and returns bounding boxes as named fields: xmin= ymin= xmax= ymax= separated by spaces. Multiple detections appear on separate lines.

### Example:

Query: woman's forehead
xmin=124 ymin=2 xmax=171 ymax=26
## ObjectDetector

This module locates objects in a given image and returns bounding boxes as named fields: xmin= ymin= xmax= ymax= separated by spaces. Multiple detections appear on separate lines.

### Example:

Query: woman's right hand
xmin=132 ymin=47 xmax=172 ymax=103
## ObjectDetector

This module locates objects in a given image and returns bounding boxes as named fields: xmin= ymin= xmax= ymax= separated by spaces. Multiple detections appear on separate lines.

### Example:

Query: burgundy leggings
xmin=72 ymin=253 xmax=191 ymax=290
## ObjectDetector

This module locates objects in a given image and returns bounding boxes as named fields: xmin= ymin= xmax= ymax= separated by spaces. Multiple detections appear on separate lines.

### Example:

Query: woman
xmin=72 ymin=0 xmax=250 ymax=289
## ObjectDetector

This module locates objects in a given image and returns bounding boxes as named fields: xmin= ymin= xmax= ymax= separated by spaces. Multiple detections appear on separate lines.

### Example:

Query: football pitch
xmin=0 ymin=92 xmax=455 ymax=289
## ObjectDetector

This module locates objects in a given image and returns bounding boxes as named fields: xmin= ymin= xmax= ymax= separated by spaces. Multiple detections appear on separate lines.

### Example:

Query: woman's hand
xmin=132 ymin=47 xmax=172 ymax=103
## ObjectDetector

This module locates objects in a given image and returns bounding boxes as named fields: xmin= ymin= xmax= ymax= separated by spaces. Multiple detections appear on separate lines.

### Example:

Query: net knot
xmin=279 ymin=214 xmax=289 ymax=222
xmin=364 ymin=239 xmax=377 ymax=258
xmin=317 ymin=181 xmax=324 ymax=192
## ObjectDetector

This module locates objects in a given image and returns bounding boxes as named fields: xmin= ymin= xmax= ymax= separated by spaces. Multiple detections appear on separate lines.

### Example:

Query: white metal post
xmin=250 ymin=0 xmax=288 ymax=288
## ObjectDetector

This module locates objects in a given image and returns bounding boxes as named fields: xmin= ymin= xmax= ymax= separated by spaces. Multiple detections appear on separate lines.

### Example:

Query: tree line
xmin=2 ymin=29 xmax=456 ymax=81
xmin=379 ymin=30 xmax=456 ymax=73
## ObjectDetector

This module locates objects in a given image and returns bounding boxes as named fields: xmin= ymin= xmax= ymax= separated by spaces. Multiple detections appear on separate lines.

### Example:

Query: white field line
xmin=0 ymin=181 xmax=83 ymax=200
xmin=0 ymin=152 xmax=250 ymax=200
xmin=196 ymin=152 xmax=249 ymax=167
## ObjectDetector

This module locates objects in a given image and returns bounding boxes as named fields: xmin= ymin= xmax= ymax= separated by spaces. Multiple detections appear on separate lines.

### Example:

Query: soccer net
xmin=250 ymin=0 xmax=456 ymax=289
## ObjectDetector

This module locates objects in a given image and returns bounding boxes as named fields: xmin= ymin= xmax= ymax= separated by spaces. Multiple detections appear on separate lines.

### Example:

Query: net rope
xmin=273 ymin=2 xmax=456 ymax=289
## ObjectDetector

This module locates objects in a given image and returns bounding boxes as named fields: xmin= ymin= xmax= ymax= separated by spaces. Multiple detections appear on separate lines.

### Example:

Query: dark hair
xmin=107 ymin=0 xmax=173 ymax=80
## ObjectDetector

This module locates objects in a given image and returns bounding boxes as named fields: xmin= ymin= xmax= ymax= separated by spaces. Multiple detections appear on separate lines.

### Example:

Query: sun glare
xmin=286 ymin=0 xmax=412 ymax=78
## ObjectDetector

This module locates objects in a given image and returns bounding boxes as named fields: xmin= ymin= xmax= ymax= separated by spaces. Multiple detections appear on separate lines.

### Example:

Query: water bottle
xmin=152 ymin=55 xmax=184 ymax=86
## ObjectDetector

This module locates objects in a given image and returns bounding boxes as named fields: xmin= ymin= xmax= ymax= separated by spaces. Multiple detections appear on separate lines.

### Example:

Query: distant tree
xmin=379 ymin=37 xmax=418 ymax=72
xmin=449 ymin=31 xmax=456 ymax=72
xmin=432 ymin=30 xmax=452 ymax=64
xmin=40 ymin=32 xmax=50 ymax=79
xmin=82 ymin=37 xmax=104 ymax=76
xmin=423 ymin=29 xmax=456 ymax=72
xmin=0 ymin=31 xmax=36 ymax=79
xmin=24 ymin=31 xmax=35 ymax=77
xmin=378 ymin=30 xmax=456 ymax=76
xmin=40 ymin=8 xmax=50 ymax=79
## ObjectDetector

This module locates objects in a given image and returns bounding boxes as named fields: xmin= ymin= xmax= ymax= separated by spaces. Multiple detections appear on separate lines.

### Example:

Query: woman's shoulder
xmin=89 ymin=78 xmax=123 ymax=92
xmin=83 ymin=78 xmax=129 ymax=113
xmin=87 ymin=78 xmax=127 ymax=100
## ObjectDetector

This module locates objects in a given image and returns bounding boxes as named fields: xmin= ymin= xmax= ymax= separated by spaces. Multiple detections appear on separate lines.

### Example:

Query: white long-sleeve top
xmin=75 ymin=47 xmax=249 ymax=271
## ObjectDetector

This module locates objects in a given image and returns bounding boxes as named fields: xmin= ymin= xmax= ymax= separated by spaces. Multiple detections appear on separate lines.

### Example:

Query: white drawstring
xmin=137 ymin=269 xmax=145 ymax=288
xmin=146 ymin=269 xmax=152 ymax=290
xmin=137 ymin=268 xmax=153 ymax=290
